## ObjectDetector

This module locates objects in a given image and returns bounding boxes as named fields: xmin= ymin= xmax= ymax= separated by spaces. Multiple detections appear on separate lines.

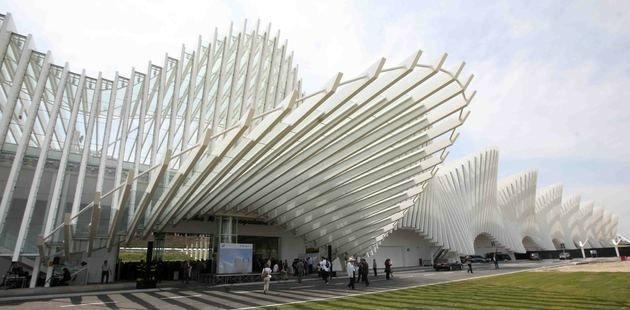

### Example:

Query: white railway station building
xmin=0 ymin=12 xmax=618 ymax=287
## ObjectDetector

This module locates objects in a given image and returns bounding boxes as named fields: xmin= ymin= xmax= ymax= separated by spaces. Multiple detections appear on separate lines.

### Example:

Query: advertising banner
xmin=217 ymin=243 xmax=253 ymax=274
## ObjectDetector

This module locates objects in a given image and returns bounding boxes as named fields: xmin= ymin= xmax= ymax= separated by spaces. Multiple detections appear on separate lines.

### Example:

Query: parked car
xmin=486 ymin=252 xmax=512 ymax=262
xmin=433 ymin=259 xmax=463 ymax=271
xmin=469 ymin=255 xmax=489 ymax=263
xmin=529 ymin=253 xmax=541 ymax=260
xmin=559 ymin=252 xmax=572 ymax=260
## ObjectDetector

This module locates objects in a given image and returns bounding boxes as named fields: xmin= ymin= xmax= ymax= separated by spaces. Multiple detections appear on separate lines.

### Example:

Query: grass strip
xmin=266 ymin=272 xmax=630 ymax=309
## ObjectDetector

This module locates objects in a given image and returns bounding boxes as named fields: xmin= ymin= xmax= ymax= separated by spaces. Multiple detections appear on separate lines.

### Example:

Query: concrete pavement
xmin=0 ymin=260 xmax=568 ymax=309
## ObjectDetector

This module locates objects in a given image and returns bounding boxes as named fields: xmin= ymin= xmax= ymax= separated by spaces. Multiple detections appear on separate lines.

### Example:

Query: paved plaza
xmin=0 ymin=261 xmax=568 ymax=309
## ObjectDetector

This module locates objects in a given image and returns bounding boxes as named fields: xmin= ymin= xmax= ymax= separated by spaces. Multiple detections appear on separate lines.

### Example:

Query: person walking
xmin=493 ymin=254 xmax=499 ymax=269
xmin=356 ymin=259 xmax=363 ymax=283
xmin=372 ymin=258 xmax=377 ymax=277
xmin=307 ymin=257 xmax=313 ymax=274
xmin=281 ymin=260 xmax=288 ymax=280
xmin=360 ymin=258 xmax=370 ymax=286
xmin=156 ymin=259 xmax=164 ymax=283
xmin=346 ymin=257 xmax=356 ymax=290
xmin=296 ymin=258 xmax=305 ymax=283
xmin=384 ymin=258 xmax=392 ymax=280
xmin=319 ymin=257 xmax=330 ymax=285
xmin=101 ymin=260 xmax=111 ymax=284
xmin=184 ymin=260 xmax=192 ymax=284
xmin=261 ymin=263 xmax=272 ymax=294
xmin=466 ymin=256 xmax=474 ymax=274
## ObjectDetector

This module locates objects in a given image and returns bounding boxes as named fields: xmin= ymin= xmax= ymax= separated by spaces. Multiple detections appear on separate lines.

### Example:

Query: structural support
xmin=0 ymin=13 xmax=15 ymax=73
xmin=86 ymin=192 xmax=102 ymax=257
xmin=96 ymin=74 xmax=119 ymax=193
xmin=125 ymin=150 xmax=172 ymax=243
xmin=18 ymin=62 xmax=67 ymax=288
xmin=130 ymin=63 xmax=151 ymax=226
xmin=63 ymin=213 xmax=72 ymax=256
xmin=111 ymin=70 xmax=136 ymax=227
xmin=71 ymin=74 xmax=103 ymax=225
xmin=0 ymin=34 xmax=33 ymax=149
xmin=2 ymin=51 xmax=52 ymax=250
xmin=43 ymin=70 xmax=87 ymax=240
xmin=107 ymin=173 xmax=134 ymax=252
xmin=142 ymin=130 xmax=212 ymax=237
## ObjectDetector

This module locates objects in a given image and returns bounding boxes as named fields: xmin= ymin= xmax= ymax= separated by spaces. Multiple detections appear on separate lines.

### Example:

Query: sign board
xmin=217 ymin=243 xmax=253 ymax=274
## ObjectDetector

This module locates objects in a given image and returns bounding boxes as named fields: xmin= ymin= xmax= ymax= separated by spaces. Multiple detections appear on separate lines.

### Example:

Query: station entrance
xmin=117 ymin=232 xmax=213 ymax=282
xmin=116 ymin=215 xmax=296 ymax=282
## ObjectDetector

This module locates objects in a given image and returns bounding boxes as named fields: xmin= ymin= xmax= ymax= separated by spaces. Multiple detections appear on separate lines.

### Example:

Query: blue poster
xmin=218 ymin=243 xmax=253 ymax=274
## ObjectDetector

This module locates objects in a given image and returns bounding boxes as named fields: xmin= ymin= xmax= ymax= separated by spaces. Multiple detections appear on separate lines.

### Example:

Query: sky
xmin=2 ymin=0 xmax=628 ymax=237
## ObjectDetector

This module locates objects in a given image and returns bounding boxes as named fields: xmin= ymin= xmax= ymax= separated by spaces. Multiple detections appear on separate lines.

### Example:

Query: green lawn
xmin=269 ymin=272 xmax=630 ymax=309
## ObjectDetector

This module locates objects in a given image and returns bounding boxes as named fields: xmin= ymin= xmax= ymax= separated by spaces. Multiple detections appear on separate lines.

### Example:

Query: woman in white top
xmin=346 ymin=258 xmax=356 ymax=290
xmin=319 ymin=257 xmax=330 ymax=284
xmin=261 ymin=264 xmax=273 ymax=294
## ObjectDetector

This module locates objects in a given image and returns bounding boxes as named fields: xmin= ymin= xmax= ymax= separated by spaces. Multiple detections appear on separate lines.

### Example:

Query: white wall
xmin=371 ymin=229 xmax=436 ymax=267
xmin=279 ymin=234 xmax=305 ymax=262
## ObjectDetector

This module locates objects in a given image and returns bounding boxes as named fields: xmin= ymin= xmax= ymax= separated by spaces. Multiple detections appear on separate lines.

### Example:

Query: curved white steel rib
xmin=0 ymin=14 xmax=300 ymax=260
xmin=398 ymin=148 xmax=618 ymax=256
xmin=535 ymin=184 xmax=564 ymax=250
xmin=497 ymin=170 xmax=537 ymax=253
xmin=145 ymin=52 xmax=476 ymax=257
xmin=0 ymin=12 xmax=478 ymax=260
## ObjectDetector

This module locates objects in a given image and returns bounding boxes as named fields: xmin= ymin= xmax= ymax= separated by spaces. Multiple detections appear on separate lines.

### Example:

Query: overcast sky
xmin=2 ymin=0 xmax=628 ymax=237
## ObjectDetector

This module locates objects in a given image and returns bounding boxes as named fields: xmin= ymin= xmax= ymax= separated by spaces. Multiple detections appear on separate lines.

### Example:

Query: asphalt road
xmin=0 ymin=260 xmax=567 ymax=309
